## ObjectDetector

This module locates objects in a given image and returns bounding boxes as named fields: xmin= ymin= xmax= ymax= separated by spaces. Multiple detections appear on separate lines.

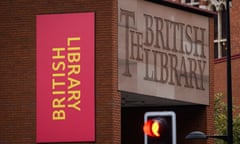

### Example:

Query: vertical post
xmin=226 ymin=0 xmax=233 ymax=144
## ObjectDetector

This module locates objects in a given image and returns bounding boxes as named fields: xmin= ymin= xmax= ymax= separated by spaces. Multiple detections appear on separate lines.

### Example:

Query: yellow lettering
xmin=68 ymin=100 xmax=80 ymax=111
xmin=50 ymin=37 xmax=83 ymax=119
xmin=68 ymin=52 xmax=80 ymax=63
xmin=68 ymin=77 xmax=80 ymax=89
xmin=52 ymin=90 xmax=65 ymax=95
xmin=52 ymin=110 xmax=65 ymax=120
xmin=68 ymin=65 xmax=80 ymax=76
xmin=52 ymin=79 xmax=65 ymax=89
xmin=68 ymin=47 xmax=80 ymax=51
xmin=52 ymin=48 xmax=65 ymax=59
xmin=52 ymin=61 xmax=66 ymax=71
xmin=67 ymin=37 xmax=80 ymax=46
xmin=52 ymin=73 xmax=65 ymax=77
xmin=52 ymin=97 xmax=66 ymax=108
xmin=68 ymin=90 xmax=80 ymax=101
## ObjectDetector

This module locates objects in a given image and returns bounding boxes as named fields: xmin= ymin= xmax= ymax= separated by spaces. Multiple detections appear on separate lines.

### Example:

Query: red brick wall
xmin=206 ymin=16 xmax=215 ymax=144
xmin=170 ymin=0 xmax=240 ymax=142
xmin=214 ymin=57 xmax=240 ymax=111
xmin=213 ymin=1 xmax=240 ymax=143
xmin=230 ymin=0 xmax=240 ymax=103
xmin=214 ymin=0 xmax=240 ymax=113
xmin=0 ymin=0 xmax=120 ymax=144
xmin=231 ymin=0 xmax=240 ymax=55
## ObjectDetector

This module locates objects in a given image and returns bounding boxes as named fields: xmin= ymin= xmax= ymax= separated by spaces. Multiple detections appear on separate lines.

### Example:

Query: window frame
xmin=210 ymin=3 xmax=227 ymax=59
xmin=181 ymin=0 xmax=200 ymax=7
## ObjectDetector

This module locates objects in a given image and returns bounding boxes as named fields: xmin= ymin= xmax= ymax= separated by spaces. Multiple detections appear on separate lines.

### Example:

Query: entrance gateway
xmin=118 ymin=0 xmax=210 ymax=106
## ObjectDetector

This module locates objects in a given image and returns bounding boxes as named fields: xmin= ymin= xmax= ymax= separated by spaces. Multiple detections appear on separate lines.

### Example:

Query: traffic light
xmin=143 ymin=111 xmax=176 ymax=144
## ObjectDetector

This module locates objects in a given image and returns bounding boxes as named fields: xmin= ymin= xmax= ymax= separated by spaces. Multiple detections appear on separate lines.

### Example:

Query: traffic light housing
xmin=143 ymin=111 xmax=176 ymax=144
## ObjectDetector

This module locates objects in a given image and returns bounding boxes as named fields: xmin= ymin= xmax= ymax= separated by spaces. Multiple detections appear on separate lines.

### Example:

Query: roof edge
xmin=146 ymin=0 xmax=216 ymax=17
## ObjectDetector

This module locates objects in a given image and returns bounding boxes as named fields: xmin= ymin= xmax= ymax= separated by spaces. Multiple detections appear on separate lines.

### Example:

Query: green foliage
xmin=214 ymin=93 xmax=227 ymax=144
xmin=214 ymin=93 xmax=240 ymax=144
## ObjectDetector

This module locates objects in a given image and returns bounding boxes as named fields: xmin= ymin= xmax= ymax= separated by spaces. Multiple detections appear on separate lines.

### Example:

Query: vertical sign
xmin=36 ymin=13 xmax=95 ymax=142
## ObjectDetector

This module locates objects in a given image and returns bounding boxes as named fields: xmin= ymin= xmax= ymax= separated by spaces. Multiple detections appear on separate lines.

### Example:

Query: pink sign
xmin=36 ymin=13 xmax=95 ymax=142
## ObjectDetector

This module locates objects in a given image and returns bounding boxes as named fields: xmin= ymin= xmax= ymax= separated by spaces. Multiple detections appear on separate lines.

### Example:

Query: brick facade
xmin=214 ymin=0 xmax=240 ymax=114
xmin=0 ymin=0 xmax=120 ymax=144
xmin=0 ymin=0 xmax=215 ymax=144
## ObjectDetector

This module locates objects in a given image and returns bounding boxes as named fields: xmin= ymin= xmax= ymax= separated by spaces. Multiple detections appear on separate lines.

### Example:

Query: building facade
xmin=211 ymin=0 xmax=240 ymax=110
xmin=0 ymin=0 xmax=219 ymax=144
xmin=170 ymin=0 xmax=240 ymax=141
xmin=179 ymin=0 xmax=240 ymax=126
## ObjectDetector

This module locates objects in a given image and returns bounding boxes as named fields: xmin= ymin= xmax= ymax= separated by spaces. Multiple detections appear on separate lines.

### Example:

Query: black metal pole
xmin=226 ymin=0 xmax=233 ymax=144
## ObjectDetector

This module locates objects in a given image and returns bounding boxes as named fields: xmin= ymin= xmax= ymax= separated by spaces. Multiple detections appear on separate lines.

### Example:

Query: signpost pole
xmin=226 ymin=0 xmax=233 ymax=143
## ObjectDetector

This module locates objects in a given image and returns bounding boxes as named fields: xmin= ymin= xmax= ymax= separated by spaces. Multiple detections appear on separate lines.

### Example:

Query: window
xmin=182 ymin=0 xmax=200 ymax=7
xmin=210 ymin=3 xmax=227 ymax=59
xmin=181 ymin=0 xmax=227 ymax=59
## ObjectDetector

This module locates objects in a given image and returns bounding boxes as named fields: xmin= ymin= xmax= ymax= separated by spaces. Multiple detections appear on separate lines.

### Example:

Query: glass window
xmin=214 ymin=43 xmax=218 ymax=58
xmin=188 ymin=0 xmax=199 ymax=7
xmin=221 ymin=41 xmax=227 ymax=57
xmin=212 ymin=6 xmax=218 ymax=40
xmin=210 ymin=2 xmax=227 ymax=59
xmin=221 ymin=8 xmax=227 ymax=39
xmin=184 ymin=0 xmax=199 ymax=7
